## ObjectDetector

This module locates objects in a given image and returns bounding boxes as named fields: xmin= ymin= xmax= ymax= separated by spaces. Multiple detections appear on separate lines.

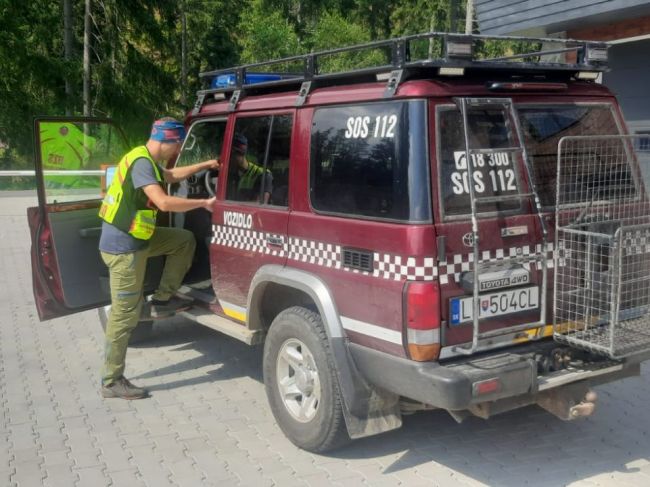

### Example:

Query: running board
xmin=178 ymin=308 xmax=265 ymax=345
xmin=177 ymin=284 xmax=216 ymax=304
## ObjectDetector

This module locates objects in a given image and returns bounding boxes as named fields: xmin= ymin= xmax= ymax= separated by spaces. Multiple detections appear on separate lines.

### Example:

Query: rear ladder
xmin=453 ymin=97 xmax=549 ymax=355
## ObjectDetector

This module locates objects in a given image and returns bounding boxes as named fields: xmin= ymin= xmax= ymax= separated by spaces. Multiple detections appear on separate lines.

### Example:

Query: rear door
xmin=29 ymin=117 xmax=160 ymax=320
xmin=432 ymin=101 xmax=545 ymax=351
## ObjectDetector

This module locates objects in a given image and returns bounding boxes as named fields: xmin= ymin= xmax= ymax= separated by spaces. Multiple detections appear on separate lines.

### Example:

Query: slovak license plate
xmin=450 ymin=286 xmax=539 ymax=325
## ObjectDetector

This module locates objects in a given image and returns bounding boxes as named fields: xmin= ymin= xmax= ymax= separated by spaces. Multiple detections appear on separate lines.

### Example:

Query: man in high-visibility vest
xmin=98 ymin=117 xmax=219 ymax=400
xmin=230 ymin=133 xmax=273 ymax=203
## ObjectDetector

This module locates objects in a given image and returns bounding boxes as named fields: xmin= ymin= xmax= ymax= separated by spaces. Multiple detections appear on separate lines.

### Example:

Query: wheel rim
xmin=276 ymin=338 xmax=321 ymax=423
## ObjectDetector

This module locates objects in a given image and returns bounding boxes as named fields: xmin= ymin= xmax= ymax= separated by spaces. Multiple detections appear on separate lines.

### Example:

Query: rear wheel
xmin=98 ymin=305 xmax=154 ymax=345
xmin=263 ymin=306 xmax=349 ymax=452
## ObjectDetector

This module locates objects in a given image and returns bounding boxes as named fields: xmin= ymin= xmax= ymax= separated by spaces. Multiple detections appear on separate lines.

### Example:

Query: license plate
xmin=450 ymin=286 xmax=539 ymax=325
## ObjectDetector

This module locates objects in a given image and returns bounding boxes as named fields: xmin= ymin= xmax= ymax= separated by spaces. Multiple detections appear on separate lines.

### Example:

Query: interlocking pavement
xmin=2 ymin=191 xmax=650 ymax=487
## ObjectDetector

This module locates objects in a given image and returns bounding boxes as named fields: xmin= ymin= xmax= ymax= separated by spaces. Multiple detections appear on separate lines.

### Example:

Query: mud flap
xmin=330 ymin=337 xmax=402 ymax=439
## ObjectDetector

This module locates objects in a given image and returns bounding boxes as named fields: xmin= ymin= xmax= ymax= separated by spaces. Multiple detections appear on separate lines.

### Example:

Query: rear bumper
xmin=349 ymin=343 xmax=646 ymax=411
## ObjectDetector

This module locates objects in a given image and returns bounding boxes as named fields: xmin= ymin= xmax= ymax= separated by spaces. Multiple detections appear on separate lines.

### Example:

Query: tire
xmin=263 ymin=306 xmax=350 ymax=452
xmin=98 ymin=305 xmax=154 ymax=346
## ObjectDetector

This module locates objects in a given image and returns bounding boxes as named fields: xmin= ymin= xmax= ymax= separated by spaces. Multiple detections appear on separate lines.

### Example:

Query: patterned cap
xmin=232 ymin=133 xmax=248 ymax=154
xmin=150 ymin=119 xmax=186 ymax=143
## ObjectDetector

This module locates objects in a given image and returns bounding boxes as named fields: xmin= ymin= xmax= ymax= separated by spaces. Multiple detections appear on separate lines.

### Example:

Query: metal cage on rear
xmin=554 ymin=134 xmax=650 ymax=358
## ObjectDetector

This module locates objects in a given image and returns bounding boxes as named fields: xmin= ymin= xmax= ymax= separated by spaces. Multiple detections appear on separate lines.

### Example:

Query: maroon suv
xmin=29 ymin=32 xmax=650 ymax=452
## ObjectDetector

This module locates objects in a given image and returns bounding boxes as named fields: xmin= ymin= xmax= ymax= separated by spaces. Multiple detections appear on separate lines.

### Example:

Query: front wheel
xmin=98 ymin=305 xmax=154 ymax=346
xmin=263 ymin=306 xmax=349 ymax=452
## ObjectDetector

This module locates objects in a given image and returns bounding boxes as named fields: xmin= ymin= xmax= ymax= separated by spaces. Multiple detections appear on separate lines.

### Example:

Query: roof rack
xmin=194 ymin=31 xmax=609 ymax=113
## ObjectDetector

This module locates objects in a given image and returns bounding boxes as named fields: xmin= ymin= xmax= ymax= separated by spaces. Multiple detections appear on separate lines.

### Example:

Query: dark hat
xmin=233 ymin=133 xmax=248 ymax=154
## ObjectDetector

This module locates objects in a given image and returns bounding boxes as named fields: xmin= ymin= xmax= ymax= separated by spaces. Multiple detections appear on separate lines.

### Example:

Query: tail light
xmin=405 ymin=281 xmax=441 ymax=361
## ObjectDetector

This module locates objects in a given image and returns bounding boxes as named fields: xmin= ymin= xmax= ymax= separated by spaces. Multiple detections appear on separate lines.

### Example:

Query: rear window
xmin=517 ymin=103 xmax=625 ymax=206
xmin=437 ymin=105 xmax=522 ymax=217
xmin=310 ymin=100 xmax=430 ymax=222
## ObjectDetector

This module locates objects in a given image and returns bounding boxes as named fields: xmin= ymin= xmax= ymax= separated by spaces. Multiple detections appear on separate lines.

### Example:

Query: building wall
xmin=476 ymin=2 xmax=650 ymax=131
xmin=476 ymin=0 xmax=650 ymax=35
xmin=603 ymin=39 xmax=650 ymax=131
xmin=566 ymin=17 xmax=650 ymax=131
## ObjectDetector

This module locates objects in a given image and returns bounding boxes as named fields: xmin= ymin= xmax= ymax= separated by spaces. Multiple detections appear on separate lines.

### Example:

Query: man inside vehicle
xmin=98 ymin=117 xmax=219 ymax=400
xmin=230 ymin=133 xmax=273 ymax=203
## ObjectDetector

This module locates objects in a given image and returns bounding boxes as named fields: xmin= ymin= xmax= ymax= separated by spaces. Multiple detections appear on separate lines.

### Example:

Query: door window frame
xmin=223 ymin=110 xmax=294 ymax=209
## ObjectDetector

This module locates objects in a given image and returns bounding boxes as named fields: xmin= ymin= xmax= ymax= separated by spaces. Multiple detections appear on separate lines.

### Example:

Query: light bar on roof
xmin=577 ymin=71 xmax=600 ymax=80
xmin=585 ymin=45 xmax=608 ymax=64
xmin=445 ymin=36 xmax=473 ymax=59
xmin=439 ymin=67 xmax=465 ymax=76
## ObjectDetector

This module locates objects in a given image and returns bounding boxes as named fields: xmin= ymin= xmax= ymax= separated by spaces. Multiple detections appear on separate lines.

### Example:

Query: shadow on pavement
xmin=131 ymin=316 xmax=263 ymax=390
xmin=133 ymin=317 xmax=650 ymax=486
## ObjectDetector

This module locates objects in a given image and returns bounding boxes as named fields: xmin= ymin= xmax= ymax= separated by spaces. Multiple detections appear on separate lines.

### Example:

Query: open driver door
xmin=28 ymin=117 xmax=162 ymax=320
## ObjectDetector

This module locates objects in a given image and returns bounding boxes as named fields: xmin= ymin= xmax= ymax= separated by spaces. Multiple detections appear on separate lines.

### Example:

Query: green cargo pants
xmin=100 ymin=227 xmax=196 ymax=386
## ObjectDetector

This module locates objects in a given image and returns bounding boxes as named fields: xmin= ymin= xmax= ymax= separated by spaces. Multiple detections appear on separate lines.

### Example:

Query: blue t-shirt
xmin=99 ymin=158 xmax=163 ymax=254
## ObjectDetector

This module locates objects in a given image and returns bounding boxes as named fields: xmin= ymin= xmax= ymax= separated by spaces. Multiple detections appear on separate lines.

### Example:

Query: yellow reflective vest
xmin=98 ymin=146 xmax=163 ymax=240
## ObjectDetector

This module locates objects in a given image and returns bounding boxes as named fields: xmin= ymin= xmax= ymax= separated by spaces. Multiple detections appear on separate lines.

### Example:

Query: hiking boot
xmin=149 ymin=295 xmax=194 ymax=319
xmin=101 ymin=376 xmax=149 ymax=400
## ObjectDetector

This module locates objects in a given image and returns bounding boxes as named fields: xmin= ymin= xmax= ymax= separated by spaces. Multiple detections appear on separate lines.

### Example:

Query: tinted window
xmin=310 ymin=101 xmax=430 ymax=222
xmin=438 ymin=106 xmax=521 ymax=216
xmin=517 ymin=104 xmax=624 ymax=206
xmin=226 ymin=114 xmax=292 ymax=206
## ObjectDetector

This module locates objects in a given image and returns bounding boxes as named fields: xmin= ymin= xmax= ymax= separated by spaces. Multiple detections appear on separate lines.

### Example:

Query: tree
xmin=0 ymin=0 xmax=68 ymax=159
xmin=238 ymin=0 xmax=301 ymax=64
xmin=63 ymin=0 xmax=75 ymax=114
xmin=311 ymin=11 xmax=384 ymax=73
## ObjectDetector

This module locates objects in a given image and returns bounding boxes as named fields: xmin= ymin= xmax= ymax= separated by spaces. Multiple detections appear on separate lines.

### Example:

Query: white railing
xmin=0 ymin=170 xmax=104 ymax=176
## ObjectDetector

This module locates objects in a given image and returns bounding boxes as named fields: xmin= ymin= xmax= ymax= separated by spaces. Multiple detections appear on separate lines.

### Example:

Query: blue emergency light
xmin=210 ymin=73 xmax=297 ymax=89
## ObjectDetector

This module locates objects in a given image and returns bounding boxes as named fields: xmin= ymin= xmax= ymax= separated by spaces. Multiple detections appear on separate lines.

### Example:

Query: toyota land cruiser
xmin=28 ymin=32 xmax=650 ymax=452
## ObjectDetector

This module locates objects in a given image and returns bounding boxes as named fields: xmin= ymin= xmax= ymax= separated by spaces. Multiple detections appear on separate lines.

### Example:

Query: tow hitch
xmin=536 ymin=383 xmax=598 ymax=420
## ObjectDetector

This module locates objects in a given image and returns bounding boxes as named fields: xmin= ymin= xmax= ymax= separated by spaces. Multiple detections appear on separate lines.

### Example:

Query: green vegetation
xmin=0 ymin=0 xmax=470 ymax=188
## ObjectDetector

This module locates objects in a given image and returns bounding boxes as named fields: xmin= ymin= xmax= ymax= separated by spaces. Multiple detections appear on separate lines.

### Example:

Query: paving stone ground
xmin=2 ymin=191 xmax=650 ymax=487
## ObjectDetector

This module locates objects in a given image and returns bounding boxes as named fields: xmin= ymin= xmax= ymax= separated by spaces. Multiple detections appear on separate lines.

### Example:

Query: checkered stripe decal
xmin=438 ymin=243 xmax=556 ymax=285
xmin=212 ymin=225 xmax=555 ymax=284
xmin=288 ymin=238 xmax=341 ymax=268
xmin=623 ymin=229 xmax=650 ymax=256
xmin=375 ymin=255 xmax=437 ymax=281
xmin=212 ymin=226 xmax=437 ymax=281
xmin=212 ymin=225 xmax=286 ymax=257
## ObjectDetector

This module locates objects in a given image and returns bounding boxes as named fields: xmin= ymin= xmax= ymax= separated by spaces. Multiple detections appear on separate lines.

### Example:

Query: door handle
xmin=266 ymin=235 xmax=284 ymax=247
xmin=79 ymin=227 xmax=102 ymax=238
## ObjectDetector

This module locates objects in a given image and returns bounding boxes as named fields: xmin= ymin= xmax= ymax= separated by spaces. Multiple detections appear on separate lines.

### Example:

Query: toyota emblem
xmin=462 ymin=232 xmax=475 ymax=247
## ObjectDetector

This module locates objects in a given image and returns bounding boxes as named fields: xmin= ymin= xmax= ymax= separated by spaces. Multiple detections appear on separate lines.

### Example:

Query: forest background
xmin=0 ymin=0 xmax=470 ymax=187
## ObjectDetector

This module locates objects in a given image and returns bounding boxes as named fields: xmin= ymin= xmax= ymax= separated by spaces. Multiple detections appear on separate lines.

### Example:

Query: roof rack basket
xmin=194 ymin=31 xmax=609 ymax=112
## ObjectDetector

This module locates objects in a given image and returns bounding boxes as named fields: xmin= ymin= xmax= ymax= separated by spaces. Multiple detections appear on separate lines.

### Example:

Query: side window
xmin=226 ymin=114 xmax=292 ymax=206
xmin=38 ymin=120 xmax=128 ymax=204
xmin=310 ymin=101 xmax=430 ymax=222
xmin=437 ymin=106 xmax=521 ymax=217
xmin=175 ymin=120 xmax=226 ymax=168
